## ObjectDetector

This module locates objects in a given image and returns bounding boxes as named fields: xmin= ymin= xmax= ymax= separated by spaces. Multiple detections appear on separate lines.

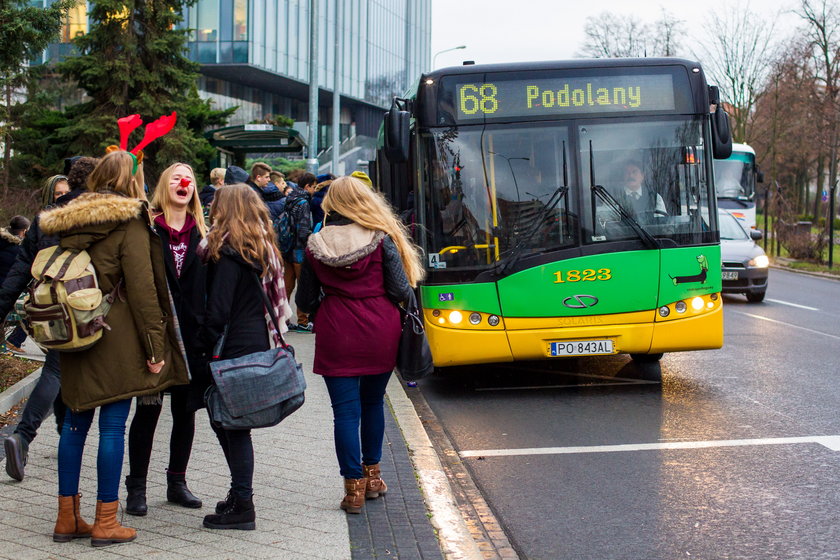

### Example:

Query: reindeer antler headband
xmin=105 ymin=112 xmax=178 ymax=173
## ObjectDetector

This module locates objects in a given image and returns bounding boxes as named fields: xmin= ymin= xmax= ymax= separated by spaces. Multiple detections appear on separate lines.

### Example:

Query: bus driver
xmin=619 ymin=161 xmax=667 ymax=218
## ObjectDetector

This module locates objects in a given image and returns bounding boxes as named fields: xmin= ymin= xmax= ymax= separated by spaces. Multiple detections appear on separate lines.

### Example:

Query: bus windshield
xmin=421 ymin=117 xmax=715 ymax=271
xmin=714 ymin=153 xmax=755 ymax=199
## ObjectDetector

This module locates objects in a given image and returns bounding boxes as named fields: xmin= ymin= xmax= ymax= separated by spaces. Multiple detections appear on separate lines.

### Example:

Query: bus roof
xmin=730 ymin=143 xmax=756 ymax=156
xmin=426 ymin=57 xmax=705 ymax=79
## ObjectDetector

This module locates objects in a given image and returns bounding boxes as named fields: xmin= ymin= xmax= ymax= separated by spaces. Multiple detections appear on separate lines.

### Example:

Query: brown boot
xmin=91 ymin=500 xmax=136 ymax=547
xmin=363 ymin=463 xmax=388 ymax=499
xmin=53 ymin=494 xmax=93 ymax=542
xmin=340 ymin=478 xmax=366 ymax=514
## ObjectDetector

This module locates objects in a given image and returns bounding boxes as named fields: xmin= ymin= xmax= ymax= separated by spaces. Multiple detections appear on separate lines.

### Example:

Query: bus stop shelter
xmin=205 ymin=124 xmax=306 ymax=168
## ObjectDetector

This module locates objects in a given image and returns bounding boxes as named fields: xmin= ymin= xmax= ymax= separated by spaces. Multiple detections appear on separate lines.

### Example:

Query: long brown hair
xmin=87 ymin=151 xmax=146 ymax=200
xmin=205 ymin=184 xmax=280 ymax=277
xmin=322 ymin=176 xmax=425 ymax=287
xmin=151 ymin=162 xmax=207 ymax=237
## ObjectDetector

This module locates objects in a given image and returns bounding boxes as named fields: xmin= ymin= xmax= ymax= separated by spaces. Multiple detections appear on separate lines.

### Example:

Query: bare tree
xmin=692 ymin=2 xmax=779 ymax=143
xmin=577 ymin=12 xmax=651 ymax=58
xmin=651 ymin=9 xmax=685 ymax=57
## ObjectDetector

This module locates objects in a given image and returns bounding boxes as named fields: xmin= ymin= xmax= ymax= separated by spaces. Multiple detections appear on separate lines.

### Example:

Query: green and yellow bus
xmin=376 ymin=58 xmax=732 ymax=374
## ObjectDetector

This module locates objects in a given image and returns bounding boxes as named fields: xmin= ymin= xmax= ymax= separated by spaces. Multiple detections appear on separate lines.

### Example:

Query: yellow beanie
xmin=350 ymin=170 xmax=373 ymax=187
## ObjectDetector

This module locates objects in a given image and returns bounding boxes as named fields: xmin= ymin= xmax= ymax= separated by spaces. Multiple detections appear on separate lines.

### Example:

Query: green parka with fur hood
xmin=39 ymin=192 xmax=189 ymax=411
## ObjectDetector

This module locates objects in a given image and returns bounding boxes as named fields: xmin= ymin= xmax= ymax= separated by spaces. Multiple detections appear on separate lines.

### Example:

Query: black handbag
xmin=395 ymin=289 xmax=434 ymax=381
xmin=205 ymin=273 xmax=306 ymax=430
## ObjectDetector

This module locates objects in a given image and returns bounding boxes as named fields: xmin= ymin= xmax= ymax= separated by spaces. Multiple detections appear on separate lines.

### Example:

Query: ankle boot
xmin=53 ymin=494 xmax=93 ymax=542
xmin=363 ymin=463 xmax=388 ymax=499
xmin=91 ymin=500 xmax=136 ymax=547
xmin=166 ymin=471 xmax=202 ymax=509
xmin=340 ymin=478 xmax=367 ymax=514
xmin=203 ymin=494 xmax=256 ymax=530
xmin=215 ymin=488 xmax=235 ymax=514
xmin=124 ymin=476 xmax=147 ymax=516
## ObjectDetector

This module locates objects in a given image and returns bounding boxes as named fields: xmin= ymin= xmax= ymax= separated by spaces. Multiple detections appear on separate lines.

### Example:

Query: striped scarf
xmin=262 ymin=238 xmax=293 ymax=347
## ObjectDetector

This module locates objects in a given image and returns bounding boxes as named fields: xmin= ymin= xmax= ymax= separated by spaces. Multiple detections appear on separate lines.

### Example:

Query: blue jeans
xmin=14 ymin=350 xmax=61 ymax=444
xmin=323 ymin=372 xmax=391 ymax=479
xmin=58 ymin=399 xmax=131 ymax=502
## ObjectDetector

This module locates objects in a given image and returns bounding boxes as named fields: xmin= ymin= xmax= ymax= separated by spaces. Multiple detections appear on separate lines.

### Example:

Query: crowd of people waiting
xmin=0 ymin=128 xmax=422 ymax=547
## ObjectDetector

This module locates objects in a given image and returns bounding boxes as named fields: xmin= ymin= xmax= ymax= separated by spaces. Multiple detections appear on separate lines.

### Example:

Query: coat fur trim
xmin=307 ymin=223 xmax=385 ymax=267
xmin=39 ymin=192 xmax=144 ymax=235
xmin=0 ymin=228 xmax=21 ymax=245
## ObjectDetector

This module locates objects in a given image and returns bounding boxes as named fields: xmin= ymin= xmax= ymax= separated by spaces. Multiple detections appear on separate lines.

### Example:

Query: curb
xmin=0 ymin=367 xmax=42 ymax=416
xmin=769 ymin=263 xmax=840 ymax=281
xmin=386 ymin=376 xmax=484 ymax=560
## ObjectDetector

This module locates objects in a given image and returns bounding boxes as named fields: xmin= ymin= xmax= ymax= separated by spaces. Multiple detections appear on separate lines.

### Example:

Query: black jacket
xmin=283 ymin=189 xmax=313 ymax=255
xmin=0 ymin=189 xmax=85 ymax=319
xmin=0 ymin=229 xmax=22 ymax=285
xmin=199 ymin=247 xmax=269 ymax=364
xmin=199 ymin=185 xmax=216 ymax=208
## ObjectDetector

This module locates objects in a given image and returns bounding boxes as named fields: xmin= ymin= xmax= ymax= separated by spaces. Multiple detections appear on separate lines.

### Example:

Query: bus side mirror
xmin=711 ymin=106 xmax=732 ymax=159
xmin=384 ymin=105 xmax=410 ymax=163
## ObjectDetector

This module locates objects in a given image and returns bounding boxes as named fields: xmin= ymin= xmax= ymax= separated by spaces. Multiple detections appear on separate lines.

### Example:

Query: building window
xmin=233 ymin=0 xmax=247 ymax=41
xmin=61 ymin=1 xmax=87 ymax=43
xmin=196 ymin=0 xmax=219 ymax=41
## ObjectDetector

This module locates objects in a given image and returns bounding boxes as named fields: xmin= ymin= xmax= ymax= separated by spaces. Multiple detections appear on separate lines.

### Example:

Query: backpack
xmin=23 ymin=246 xmax=120 ymax=352
xmin=274 ymin=198 xmax=307 ymax=254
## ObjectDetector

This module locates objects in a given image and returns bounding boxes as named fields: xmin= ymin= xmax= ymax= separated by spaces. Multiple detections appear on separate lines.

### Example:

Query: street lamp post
xmin=432 ymin=45 xmax=466 ymax=69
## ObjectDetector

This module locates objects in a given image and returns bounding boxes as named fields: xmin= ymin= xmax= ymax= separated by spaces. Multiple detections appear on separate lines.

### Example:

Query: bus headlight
xmin=675 ymin=301 xmax=687 ymax=313
xmin=487 ymin=315 xmax=500 ymax=326
xmin=448 ymin=311 xmax=463 ymax=324
xmin=469 ymin=312 xmax=482 ymax=325
xmin=691 ymin=297 xmax=704 ymax=310
xmin=658 ymin=306 xmax=670 ymax=317
xmin=749 ymin=255 xmax=769 ymax=268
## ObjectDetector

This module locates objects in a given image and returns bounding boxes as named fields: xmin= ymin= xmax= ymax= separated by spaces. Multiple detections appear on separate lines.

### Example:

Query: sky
xmin=430 ymin=0 xmax=799 ymax=70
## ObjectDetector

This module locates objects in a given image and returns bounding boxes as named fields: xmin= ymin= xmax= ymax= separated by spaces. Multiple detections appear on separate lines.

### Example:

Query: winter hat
xmin=225 ymin=165 xmax=249 ymax=184
xmin=350 ymin=170 xmax=373 ymax=187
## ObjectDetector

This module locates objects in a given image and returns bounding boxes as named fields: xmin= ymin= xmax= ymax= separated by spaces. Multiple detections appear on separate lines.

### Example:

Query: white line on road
xmin=766 ymin=298 xmax=819 ymax=311
xmin=459 ymin=435 xmax=840 ymax=458
xmin=731 ymin=311 xmax=840 ymax=341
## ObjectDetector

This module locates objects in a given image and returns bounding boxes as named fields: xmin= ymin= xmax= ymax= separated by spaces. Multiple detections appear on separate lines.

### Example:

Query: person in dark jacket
xmin=283 ymin=173 xmax=317 ymax=331
xmin=42 ymin=175 xmax=70 ymax=207
xmin=124 ymin=162 xmax=208 ymax=517
xmin=0 ymin=215 xmax=30 ymax=352
xmin=197 ymin=184 xmax=293 ymax=531
xmin=39 ymin=150 xmax=189 ymax=547
xmin=310 ymin=177 xmax=333 ymax=230
xmin=247 ymin=162 xmax=285 ymax=220
xmin=199 ymin=167 xmax=225 ymax=211
xmin=296 ymin=176 xmax=425 ymax=514
xmin=1 ymin=157 xmax=98 ymax=483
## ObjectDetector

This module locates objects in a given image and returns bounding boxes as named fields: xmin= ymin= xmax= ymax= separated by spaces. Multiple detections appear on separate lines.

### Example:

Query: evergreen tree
xmin=56 ymin=0 xmax=234 ymax=183
xmin=0 ymin=0 xmax=75 ymax=198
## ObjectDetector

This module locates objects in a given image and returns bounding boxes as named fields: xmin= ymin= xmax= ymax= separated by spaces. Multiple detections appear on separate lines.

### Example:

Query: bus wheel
xmin=630 ymin=353 xmax=663 ymax=363
xmin=630 ymin=353 xmax=663 ymax=382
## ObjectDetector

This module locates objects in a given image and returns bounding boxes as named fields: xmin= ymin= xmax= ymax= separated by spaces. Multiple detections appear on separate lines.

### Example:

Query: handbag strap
xmin=211 ymin=269 xmax=288 ymax=359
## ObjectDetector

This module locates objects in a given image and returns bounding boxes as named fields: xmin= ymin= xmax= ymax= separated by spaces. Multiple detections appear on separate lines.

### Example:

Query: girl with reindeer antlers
xmin=39 ymin=113 xmax=190 ymax=547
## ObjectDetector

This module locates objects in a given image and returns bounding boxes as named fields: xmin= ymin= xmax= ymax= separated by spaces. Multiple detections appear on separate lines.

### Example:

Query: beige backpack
xmin=23 ymin=246 xmax=120 ymax=352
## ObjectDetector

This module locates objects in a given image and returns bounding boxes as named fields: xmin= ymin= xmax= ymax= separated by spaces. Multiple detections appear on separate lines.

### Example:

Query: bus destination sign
xmin=455 ymin=74 xmax=677 ymax=121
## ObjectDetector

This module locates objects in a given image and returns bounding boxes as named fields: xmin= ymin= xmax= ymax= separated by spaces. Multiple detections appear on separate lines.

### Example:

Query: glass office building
xmin=40 ymin=0 xmax=431 ymax=164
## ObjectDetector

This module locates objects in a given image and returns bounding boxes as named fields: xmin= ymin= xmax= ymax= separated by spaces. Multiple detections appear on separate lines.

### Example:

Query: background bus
xmin=713 ymin=142 xmax=763 ymax=229
xmin=378 ymin=58 xmax=732 ymax=377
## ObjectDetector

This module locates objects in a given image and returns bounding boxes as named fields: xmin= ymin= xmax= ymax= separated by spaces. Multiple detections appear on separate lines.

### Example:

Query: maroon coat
xmin=297 ymin=219 xmax=411 ymax=377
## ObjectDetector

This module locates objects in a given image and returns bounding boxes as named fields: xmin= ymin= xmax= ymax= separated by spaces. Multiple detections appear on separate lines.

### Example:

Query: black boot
xmin=124 ymin=476 xmax=147 ymax=517
xmin=203 ymin=494 xmax=255 ymax=530
xmin=166 ymin=471 xmax=202 ymax=509
xmin=215 ymin=488 xmax=235 ymax=514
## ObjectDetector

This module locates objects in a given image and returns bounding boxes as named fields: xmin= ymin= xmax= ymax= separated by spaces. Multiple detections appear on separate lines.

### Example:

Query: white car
xmin=719 ymin=210 xmax=769 ymax=302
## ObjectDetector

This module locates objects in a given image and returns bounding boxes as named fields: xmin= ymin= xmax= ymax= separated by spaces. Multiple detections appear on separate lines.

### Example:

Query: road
xmin=415 ymin=269 xmax=840 ymax=559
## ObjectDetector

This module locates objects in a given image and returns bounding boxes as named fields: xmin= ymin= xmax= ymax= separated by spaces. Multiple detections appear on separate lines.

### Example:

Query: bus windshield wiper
xmin=498 ymin=184 xmax=569 ymax=275
xmin=590 ymin=185 xmax=660 ymax=249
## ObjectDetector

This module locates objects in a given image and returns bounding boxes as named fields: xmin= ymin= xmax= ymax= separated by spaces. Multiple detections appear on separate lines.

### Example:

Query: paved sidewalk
xmin=0 ymin=332 xmax=450 ymax=560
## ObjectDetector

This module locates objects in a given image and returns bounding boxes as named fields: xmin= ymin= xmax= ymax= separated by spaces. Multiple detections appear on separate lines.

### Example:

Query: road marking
xmin=731 ymin=311 xmax=840 ymax=341
xmin=766 ymin=298 xmax=819 ymax=311
xmin=459 ymin=435 xmax=840 ymax=458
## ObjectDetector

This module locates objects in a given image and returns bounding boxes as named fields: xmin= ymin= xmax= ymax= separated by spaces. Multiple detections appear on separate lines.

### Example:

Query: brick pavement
xmin=0 ymin=332 xmax=450 ymax=560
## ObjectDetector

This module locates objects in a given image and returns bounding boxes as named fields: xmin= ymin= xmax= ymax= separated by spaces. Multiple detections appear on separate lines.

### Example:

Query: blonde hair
xmin=210 ymin=167 xmax=226 ymax=185
xmin=322 ymin=176 xmax=425 ymax=287
xmin=206 ymin=184 xmax=280 ymax=277
xmin=87 ymin=151 xmax=146 ymax=200
xmin=151 ymin=162 xmax=207 ymax=237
